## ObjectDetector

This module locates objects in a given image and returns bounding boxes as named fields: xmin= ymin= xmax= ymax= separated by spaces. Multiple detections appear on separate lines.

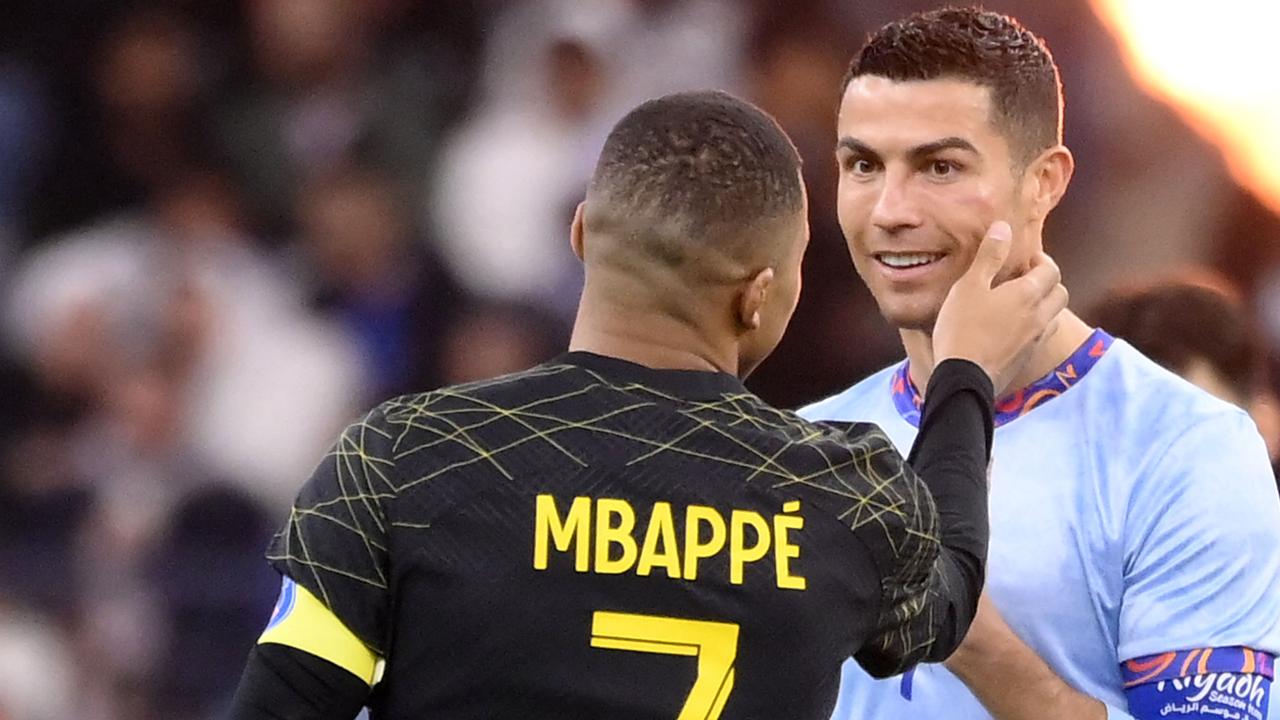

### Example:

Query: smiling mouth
xmin=873 ymin=252 xmax=945 ymax=269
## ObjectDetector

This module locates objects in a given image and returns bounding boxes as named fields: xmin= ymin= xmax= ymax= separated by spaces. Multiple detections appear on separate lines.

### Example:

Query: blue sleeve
xmin=1120 ymin=648 xmax=1273 ymax=720
xmin=1119 ymin=410 xmax=1280 ymax=661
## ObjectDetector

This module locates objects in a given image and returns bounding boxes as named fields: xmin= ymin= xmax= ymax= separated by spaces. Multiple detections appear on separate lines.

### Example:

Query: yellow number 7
xmin=590 ymin=611 xmax=740 ymax=720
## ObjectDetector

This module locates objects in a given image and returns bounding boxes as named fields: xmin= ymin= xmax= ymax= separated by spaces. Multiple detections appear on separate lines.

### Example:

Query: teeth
xmin=878 ymin=253 xmax=941 ymax=268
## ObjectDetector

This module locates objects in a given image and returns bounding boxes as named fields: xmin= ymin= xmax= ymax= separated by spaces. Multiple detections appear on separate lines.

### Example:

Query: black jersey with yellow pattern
xmin=266 ymin=351 xmax=968 ymax=720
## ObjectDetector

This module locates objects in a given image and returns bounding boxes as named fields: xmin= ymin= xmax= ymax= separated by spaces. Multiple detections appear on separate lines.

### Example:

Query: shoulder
xmin=1095 ymin=343 xmax=1277 ymax=534
xmin=378 ymin=362 xmax=591 ymax=424
xmin=1090 ymin=341 xmax=1261 ymax=461
xmin=799 ymin=363 xmax=902 ymax=422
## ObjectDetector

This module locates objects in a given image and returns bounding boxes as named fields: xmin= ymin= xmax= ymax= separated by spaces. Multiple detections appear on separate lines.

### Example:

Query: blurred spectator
xmin=25 ymin=7 xmax=213 ymax=242
xmin=144 ymin=485 xmax=277 ymax=719
xmin=6 ymin=165 xmax=365 ymax=511
xmin=298 ymin=162 xmax=464 ymax=397
xmin=599 ymin=0 xmax=748 ymax=113
xmin=1090 ymin=270 xmax=1280 ymax=479
xmin=431 ymin=0 xmax=748 ymax=322
xmin=214 ymin=0 xmax=464 ymax=238
xmin=0 ymin=355 xmax=93 ymax=619
xmin=0 ymin=58 xmax=48 ymax=264
xmin=430 ymin=0 xmax=616 ymax=320
xmin=0 ymin=603 xmax=77 ymax=720
xmin=438 ymin=301 xmax=564 ymax=386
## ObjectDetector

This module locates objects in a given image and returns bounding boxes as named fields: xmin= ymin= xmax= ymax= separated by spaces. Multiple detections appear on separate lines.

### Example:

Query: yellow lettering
xmin=534 ymin=495 xmax=591 ymax=571
xmin=728 ymin=510 xmax=771 ymax=585
xmin=595 ymin=499 xmax=639 ymax=573
xmin=636 ymin=502 xmax=682 ymax=579
xmin=774 ymin=501 xmax=806 ymax=590
xmin=684 ymin=506 xmax=727 ymax=580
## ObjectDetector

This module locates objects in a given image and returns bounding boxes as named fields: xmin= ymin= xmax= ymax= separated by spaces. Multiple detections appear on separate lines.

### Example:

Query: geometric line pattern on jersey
xmin=268 ymin=356 xmax=955 ymax=672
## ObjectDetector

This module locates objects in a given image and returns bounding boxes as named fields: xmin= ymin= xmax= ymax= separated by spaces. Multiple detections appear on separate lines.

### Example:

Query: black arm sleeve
xmin=226 ymin=643 xmax=370 ymax=720
xmin=853 ymin=358 xmax=994 ymax=677
xmin=905 ymin=358 xmax=994 ymax=649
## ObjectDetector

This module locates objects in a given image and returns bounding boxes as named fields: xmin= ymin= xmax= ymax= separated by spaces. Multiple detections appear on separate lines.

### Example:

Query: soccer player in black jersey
xmin=228 ymin=90 xmax=1066 ymax=719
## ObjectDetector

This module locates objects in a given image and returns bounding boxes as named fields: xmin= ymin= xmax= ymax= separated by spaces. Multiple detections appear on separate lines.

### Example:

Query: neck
xmin=568 ymin=279 xmax=738 ymax=376
xmin=902 ymin=309 xmax=1093 ymax=397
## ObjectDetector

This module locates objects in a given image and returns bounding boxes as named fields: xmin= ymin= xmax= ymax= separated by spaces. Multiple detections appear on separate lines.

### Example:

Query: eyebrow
xmin=836 ymin=137 xmax=881 ymax=163
xmin=908 ymin=137 xmax=979 ymax=159
xmin=836 ymin=136 xmax=980 ymax=162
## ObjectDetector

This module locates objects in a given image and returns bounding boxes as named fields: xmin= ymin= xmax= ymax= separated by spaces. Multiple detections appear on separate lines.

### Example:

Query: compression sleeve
xmin=853 ymin=358 xmax=994 ymax=677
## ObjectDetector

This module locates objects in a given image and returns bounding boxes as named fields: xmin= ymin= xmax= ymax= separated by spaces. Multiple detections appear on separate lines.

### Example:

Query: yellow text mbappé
xmin=533 ymin=495 xmax=806 ymax=591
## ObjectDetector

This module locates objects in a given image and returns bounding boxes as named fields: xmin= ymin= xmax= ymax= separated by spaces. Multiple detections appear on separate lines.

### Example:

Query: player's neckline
xmin=890 ymin=329 xmax=1115 ymax=428
xmin=556 ymin=351 xmax=749 ymax=399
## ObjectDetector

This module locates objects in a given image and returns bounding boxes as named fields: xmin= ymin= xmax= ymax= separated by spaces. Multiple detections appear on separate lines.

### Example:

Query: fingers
xmin=1049 ymin=282 xmax=1069 ymax=316
xmin=1009 ymin=252 xmax=1062 ymax=299
xmin=1034 ymin=281 xmax=1068 ymax=320
xmin=962 ymin=221 xmax=1013 ymax=287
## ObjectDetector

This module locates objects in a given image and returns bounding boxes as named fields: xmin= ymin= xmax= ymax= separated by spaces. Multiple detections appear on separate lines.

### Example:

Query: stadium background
xmin=0 ymin=0 xmax=1276 ymax=718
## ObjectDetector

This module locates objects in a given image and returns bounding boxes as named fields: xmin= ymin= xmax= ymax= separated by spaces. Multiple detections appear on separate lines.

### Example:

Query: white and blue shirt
xmin=802 ymin=331 xmax=1280 ymax=720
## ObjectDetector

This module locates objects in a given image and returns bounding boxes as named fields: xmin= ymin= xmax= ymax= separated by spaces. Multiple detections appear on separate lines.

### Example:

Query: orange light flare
xmin=1090 ymin=0 xmax=1280 ymax=215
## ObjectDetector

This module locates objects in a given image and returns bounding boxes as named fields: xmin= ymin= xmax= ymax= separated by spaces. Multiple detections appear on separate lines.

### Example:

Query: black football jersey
xmin=267 ymin=352 xmax=974 ymax=719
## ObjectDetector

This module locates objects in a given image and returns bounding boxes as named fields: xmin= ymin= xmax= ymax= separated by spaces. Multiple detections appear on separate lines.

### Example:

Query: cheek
xmin=835 ymin=180 xmax=874 ymax=244
xmin=930 ymin=184 xmax=1000 ymax=235
xmin=927 ymin=183 xmax=1013 ymax=270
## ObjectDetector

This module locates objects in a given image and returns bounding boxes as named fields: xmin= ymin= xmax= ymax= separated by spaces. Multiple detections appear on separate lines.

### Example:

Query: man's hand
xmin=932 ymin=221 xmax=1069 ymax=396
xmin=944 ymin=595 xmax=1110 ymax=720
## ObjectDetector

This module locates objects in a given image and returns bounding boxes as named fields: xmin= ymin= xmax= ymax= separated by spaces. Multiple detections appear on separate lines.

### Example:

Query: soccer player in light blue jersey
xmin=802 ymin=7 xmax=1280 ymax=720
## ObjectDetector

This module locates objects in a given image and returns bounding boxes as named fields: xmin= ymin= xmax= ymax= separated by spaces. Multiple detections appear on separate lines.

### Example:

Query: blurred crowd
xmin=0 ymin=0 xmax=1277 ymax=718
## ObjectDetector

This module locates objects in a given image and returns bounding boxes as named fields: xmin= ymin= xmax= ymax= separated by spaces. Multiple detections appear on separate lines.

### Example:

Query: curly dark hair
xmin=845 ymin=7 xmax=1062 ymax=165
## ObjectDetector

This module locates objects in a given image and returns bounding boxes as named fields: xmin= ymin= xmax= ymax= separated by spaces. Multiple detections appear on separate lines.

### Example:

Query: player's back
xmin=271 ymin=351 xmax=938 ymax=719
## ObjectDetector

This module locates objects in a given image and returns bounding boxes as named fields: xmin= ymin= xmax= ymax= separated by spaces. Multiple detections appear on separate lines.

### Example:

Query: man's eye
xmin=930 ymin=160 xmax=957 ymax=176
xmin=851 ymin=159 xmax=876 ymax=174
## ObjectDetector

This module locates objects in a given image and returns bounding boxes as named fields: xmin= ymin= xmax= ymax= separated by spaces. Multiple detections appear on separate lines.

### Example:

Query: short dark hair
xmin=587 ymin=91 xmax=804 ymax=267
xmin=1090 ymin=275 xmax=1266 ymax=401
xmin=845 ymin=7 xmax=1062 ymax=165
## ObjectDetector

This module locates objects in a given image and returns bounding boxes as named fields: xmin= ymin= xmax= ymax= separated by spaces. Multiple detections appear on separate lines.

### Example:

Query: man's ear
xmin=736 ymin=267 xmax=775 ymax=330
xmin=570 ymin=201 xmax=586 ymax=261
xmin=1024 ymin=145 xmax=1075 ymax=221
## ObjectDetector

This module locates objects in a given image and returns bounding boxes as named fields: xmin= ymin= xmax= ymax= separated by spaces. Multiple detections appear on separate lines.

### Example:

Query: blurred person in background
xmin=0 ymin=600 xmax=77 ymax=720
xmin=0 ymin=58 xmax=48 ymax=269
xmin=429 ymin=0 xmax=616 ymax=323
xmin=4 ymin=162 xmax=362 ymax=717
xmin=430 ymin=0 xmax=748 ymax=324
xmin=143 ymin=485 xmax=278 ymax=719
xmin=6 ymin=163 xmax=365 ymax=512
xmin=436 ymin=300 xmax=563 ymax=386
xmin=214 ymin=0 xmax=463 ymax=238
xmin=598 ymin=0 xmax=747 ymax=112
xmin=297 ymin=162 xmax=463 ymax=398
xmin=24 ymin=7 xmax=213 ymax=243
xmin=1090 ymin=271 xmax=1280 ymax=481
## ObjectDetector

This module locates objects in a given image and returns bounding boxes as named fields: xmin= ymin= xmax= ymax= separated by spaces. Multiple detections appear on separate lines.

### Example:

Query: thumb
xmin=964 ymin=221 xmax=1013 ymax=287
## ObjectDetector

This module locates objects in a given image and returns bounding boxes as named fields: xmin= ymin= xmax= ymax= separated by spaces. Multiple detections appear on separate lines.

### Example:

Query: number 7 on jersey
xmin=590 ymin=611 xmax=740 ymax=720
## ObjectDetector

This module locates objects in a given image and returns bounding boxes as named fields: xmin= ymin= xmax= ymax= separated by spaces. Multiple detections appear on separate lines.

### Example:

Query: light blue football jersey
xmin=801 ymin=332 xmax=1280 ymax=719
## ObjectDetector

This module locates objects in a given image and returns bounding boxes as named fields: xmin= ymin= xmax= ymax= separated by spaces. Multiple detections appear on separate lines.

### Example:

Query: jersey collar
xmin=556 ymin=351 xmax=750 ymax=400
xmin=891 ymin=329 xmax=1115 ymax=428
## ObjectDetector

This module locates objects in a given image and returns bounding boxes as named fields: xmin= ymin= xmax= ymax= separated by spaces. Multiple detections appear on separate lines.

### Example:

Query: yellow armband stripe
xmin=258 ymin=577 xmax=380 ymax=685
